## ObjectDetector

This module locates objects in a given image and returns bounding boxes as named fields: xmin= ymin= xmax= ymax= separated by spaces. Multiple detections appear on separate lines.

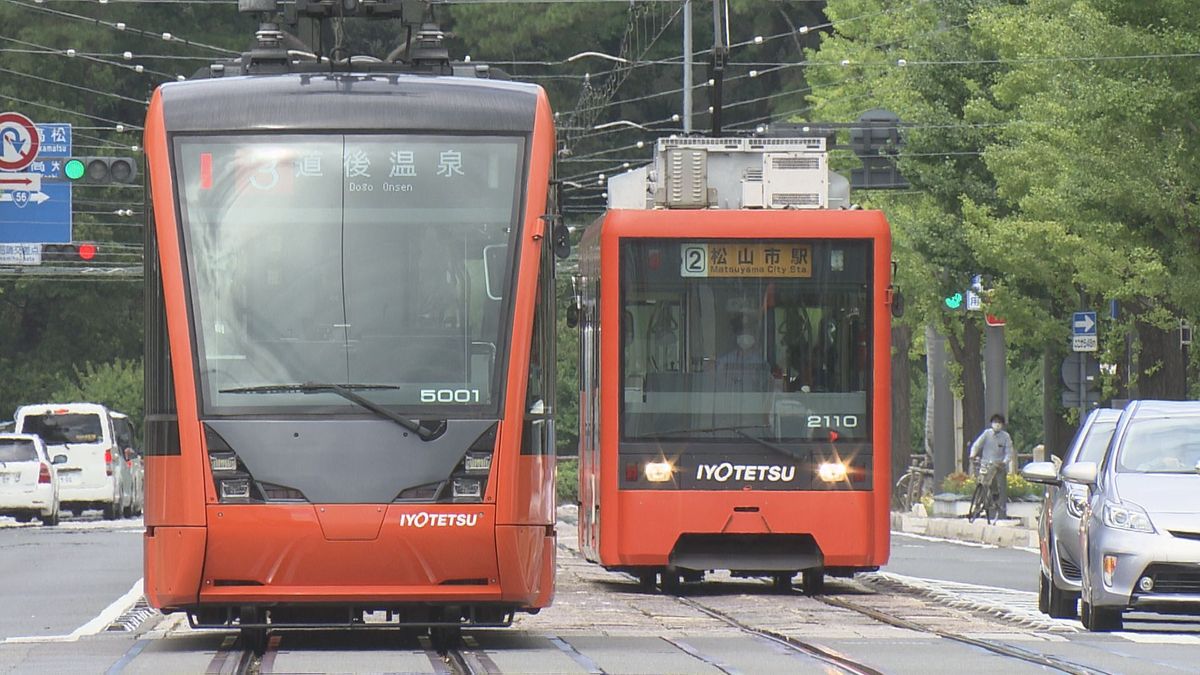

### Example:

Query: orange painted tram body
xmin=142 ymin=70 xmax=557 ymax=629
xmin=576 ymin=207 xmax=893 ymax=589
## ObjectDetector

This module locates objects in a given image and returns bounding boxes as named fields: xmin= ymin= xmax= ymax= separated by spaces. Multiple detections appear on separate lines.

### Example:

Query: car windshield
xmin=174 ymin=134 xmax=524 ymax=415
xmin=1076 ymin=419 xmax=1118 ymax=464
xmin=19 ymin=413 xmax=102 ymax=445
xmin=1117 ymin=416 xmax=1200 ymax=473
xmin=0 ymin=440 xmax=37 ymax=462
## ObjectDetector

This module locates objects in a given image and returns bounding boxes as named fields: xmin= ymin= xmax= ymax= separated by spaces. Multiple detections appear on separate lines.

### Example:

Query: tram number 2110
xmin=420 ymin=389 xmax=482 ymax=403
xmin=807 ymin=415 xmax=859 ymax=429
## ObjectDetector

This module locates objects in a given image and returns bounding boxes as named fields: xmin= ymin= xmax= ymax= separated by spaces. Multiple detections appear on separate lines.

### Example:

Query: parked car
xmin=1046 ymin=400 xmax=1200 ymax=631
xmin=0 ymin=433 xmax=65 ymax=525
xmin=1022 ymin=408 xmax=1121 ymax=619
xmin=14 ymin=403 xmax=134 ymax=520
xmin=111 ymin=412 xmax=143 ymax=517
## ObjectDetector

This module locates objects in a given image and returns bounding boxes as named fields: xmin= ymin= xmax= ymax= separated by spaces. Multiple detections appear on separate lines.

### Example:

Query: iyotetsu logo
xmin=398 ymin=512 xmax=481 ymax=528
xmin=695 ymin=463 xmax=796 ymax=482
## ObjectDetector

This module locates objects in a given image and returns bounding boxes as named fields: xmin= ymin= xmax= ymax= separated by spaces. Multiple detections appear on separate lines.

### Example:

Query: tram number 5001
xmin=420 ymin=389 xmax=481 ymax=403
xmin=807 ymin=415 xmax=859 ymax=429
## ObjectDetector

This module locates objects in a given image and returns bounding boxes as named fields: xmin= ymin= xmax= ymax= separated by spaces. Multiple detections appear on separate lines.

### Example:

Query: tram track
xmin=808 ymin=586 xmax=1113 ymax=675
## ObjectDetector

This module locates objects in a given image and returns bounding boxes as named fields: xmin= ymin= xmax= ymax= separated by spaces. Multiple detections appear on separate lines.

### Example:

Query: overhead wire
xmin=1 ymin=0 xmax=241 ymax=55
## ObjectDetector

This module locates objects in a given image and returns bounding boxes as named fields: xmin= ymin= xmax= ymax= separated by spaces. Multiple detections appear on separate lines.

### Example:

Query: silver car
xmin=1061 ymin=400 xmax=1200 ymax=631
xmin=1022 ymin=408 xmax=1120 ymax=619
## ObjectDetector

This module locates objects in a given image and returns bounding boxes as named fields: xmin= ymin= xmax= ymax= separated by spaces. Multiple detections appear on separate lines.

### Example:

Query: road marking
xmin=3 ymin=578 xmax=144 ymax=644
xmin=1113 ymin=633 xmax=1200 ymax=645
xmin=893 ymin=529 xmax=1039 ymax=554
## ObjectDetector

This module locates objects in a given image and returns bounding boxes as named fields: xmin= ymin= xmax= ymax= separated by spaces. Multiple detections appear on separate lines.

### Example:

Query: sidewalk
xmin=891 ymin=511 xmax=1039 ymax=550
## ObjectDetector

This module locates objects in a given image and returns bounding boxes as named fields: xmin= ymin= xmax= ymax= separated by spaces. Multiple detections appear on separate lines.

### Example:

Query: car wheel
xmin=13 ymin=512 xmax=34 ymax=523
xmin=1081 ymin=600 xmax=1123 ymax=631
xmin=1047 ymin=579 xmax=1078 ymax=619
xmin=102 ymin=501 xmax=119 ymax=520
xmin=42 ymin=508 xmax=59 ymax=527
xmin=1038 ymin=572 xmax=1050 ymax=614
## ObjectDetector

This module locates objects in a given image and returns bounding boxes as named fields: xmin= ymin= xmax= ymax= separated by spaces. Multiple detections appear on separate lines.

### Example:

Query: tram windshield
xmin=174 ymin=135 xmax=524 ymax=414
xmin=620 ymin=239 xmax=872 ymax=441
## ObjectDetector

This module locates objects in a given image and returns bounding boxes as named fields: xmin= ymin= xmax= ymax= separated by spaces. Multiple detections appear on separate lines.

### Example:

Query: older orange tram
xmin=142 ymin=17 xmax=558 ymax=646
xmin=576 ymin=137 xmax=894 ymax=593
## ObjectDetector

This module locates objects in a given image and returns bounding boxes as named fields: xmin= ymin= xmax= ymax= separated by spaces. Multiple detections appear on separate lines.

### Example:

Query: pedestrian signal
xmin=944 ymin=292 xmax=963 ymax=310
xmin=64 ymin=157 xmax=138 ymax=184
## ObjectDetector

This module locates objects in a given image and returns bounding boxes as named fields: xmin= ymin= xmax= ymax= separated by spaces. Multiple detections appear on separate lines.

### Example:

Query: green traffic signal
xmin=944 ymin=292 xmax=963 ymax=310
xmin=64 ymin=158 xmax=85 ymax=181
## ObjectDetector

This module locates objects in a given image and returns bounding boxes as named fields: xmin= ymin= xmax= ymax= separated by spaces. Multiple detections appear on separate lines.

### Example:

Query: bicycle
xmin=967 ymin=460 xmax=1006 ymax=524
xmin=893 ymin=454 xmax=935 ymax=512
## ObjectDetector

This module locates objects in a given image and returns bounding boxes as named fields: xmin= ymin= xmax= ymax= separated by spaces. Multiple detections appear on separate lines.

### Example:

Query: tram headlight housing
xmin=817 ymin=461 xmax=848 ymax=483
xmin=219 ymin=478 xmax=252 ymax=501
xmin=644 ymin=460 xmax=673 ymax=482
xmin=452 ymin=477 xmax=483 ymax=500
xmin=210 ymin=452 xmax=238 ymax=473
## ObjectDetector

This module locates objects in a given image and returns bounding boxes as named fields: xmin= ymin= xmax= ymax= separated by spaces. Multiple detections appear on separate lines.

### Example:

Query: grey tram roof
xmin=158 ymin=73 xmax=541 ymax=134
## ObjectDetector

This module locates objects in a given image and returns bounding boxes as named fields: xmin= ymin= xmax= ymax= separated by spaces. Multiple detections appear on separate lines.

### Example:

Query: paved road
xmin=0 ymin=516 xmax=142 ymax=641
xmin=884 ymin=530 xmax=1040 ymax=592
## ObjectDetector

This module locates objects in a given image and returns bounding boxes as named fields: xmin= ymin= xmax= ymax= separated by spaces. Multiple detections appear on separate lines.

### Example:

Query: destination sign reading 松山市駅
xmin=680 ymin=242 xmax=812 ymax=278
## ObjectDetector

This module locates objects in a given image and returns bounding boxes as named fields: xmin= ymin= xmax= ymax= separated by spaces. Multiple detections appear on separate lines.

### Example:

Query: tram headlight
xmin=218 ymin=478 xmax=252 ymax=501
xmin=452 ymin=477 xmax=483 ymax=500
xmin=463 ymin=451 xmax=492 ymax=474
xmin=644 ymin=460 xmax=673 ymax=482
xmin=817 ymin=461 xmax=848 ymax=483
xmin=210 ymin=453 xmax=238 ymax=472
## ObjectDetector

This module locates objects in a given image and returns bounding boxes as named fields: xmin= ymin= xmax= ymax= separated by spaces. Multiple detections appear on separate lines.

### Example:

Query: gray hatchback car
xmin=1022 ymin=408 xmax=1121 ymax=619
xmin=1052 ymin=400 xmax=1200 ymax=631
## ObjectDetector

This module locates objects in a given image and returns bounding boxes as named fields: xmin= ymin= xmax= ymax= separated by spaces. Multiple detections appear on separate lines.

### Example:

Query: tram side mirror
xmin=566 ymin=304 xmax=579 ymax=328
xmin=553 ymin=223 xmax=572 ymax=260
xmin=890 ymin=287 xmax=905 ymax=319
xmin=483 ymin=245 xmax=506 ymax=301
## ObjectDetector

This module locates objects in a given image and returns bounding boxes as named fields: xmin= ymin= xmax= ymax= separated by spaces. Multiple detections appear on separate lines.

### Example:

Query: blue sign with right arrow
xmin=1072 ymin=311 xmax=1098 ymax=352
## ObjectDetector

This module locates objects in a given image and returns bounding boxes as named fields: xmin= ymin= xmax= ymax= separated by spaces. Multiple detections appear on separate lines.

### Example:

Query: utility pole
xmin=683 ymin=0 xmax=693 ymax=133
xmin=710 ymin=0 xmax=726 ymax=135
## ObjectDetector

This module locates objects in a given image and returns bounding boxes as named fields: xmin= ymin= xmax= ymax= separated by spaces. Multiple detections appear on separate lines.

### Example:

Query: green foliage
xmin=941 ymin=471 xmax=976 ymax=496
xmin=556 ymin=457 xmax=579 ymax=506
xmin=555 ymin=273 xmax=579 ymax=455
xmin=50 ymin=359 xmax=144 ymax=442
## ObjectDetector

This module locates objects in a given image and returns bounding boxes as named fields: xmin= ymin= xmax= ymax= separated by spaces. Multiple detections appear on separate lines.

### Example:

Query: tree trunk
xmin=891 ymin=324 xmax=913 ymax=483
xmin=959 ymin=320 xmax=984 ymax=470
xmin=1043 ymin=346 xmax=1076 ymax=460
xmin=1135 ymin=321 xmax=1186 ymax=400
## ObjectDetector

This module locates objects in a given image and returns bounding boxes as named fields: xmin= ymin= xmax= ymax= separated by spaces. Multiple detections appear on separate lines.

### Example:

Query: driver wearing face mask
xmin=715 ymin=315 xmax=771 ymax=391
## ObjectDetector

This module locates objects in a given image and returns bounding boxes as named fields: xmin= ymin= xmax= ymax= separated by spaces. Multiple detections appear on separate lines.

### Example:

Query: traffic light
xmin=63 ymin=157 xmax=138 ymax=184
xmin=850 ymin=108 xmax=908 ymax=190
xmin=944 ymin=292 xmax=964 ymax=310
xmin=40 ymin=243 xmax=98 ymax=263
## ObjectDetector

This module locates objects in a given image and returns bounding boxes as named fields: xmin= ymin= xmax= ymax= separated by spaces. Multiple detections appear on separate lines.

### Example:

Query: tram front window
xmin=620 ymin=240 xmax=872 ymax=441
xmin=174 ymin=135 xmax=524 ymax=414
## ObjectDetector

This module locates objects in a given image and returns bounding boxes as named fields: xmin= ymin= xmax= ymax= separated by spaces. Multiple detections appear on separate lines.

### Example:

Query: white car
xmin=0 ymin=433 xmax=64 ymax=525
xmin=15 ymin=403 xmax=134 ymax=519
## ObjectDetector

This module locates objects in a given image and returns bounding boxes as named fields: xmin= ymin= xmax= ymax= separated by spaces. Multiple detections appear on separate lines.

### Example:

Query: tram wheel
xmin=772 ymin=573 xmax=794 ymax=593
xmin=660 ymin=571 xmax=682 ymax=595
xmin=802 ymin=569 xmax=825 ymax=596
xmin=429 ymin=625 xmax=462 ymax=652
xmin=238 ymin=607 xmax=267 ymax=655
xmin=637 ymin=571 xmax=657 ymax=593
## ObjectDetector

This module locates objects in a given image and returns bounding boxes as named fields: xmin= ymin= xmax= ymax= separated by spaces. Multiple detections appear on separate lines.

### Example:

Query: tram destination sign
xmin=680 ymin=242 xmax=812 ymax=278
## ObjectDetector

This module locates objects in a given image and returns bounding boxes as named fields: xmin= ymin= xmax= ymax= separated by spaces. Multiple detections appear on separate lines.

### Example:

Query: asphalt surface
xmin=0 ymin=516 xmax=142 ymax=640
xmin=883 ymin=530 xmax=1040 ymax=593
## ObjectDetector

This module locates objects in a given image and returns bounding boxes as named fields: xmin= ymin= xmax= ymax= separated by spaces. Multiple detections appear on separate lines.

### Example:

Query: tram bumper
xmin=182 ymin=504 xmax=543 ymax=623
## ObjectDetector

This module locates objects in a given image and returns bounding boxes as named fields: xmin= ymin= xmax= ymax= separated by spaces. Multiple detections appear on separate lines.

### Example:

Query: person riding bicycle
xmin=969 ymin=414 xmax=1014 ymax=519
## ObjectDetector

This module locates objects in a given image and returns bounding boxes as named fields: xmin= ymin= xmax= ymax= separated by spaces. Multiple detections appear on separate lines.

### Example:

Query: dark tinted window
xmin=0 ymin=440 xmax=37 ymax=462
xmin=20 ymin=413 xmax=102 ymax=444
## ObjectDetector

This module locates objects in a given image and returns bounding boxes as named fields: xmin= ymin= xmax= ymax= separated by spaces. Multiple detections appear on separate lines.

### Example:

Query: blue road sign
xmin=1072 ymin=311 xmax=1097 ymax=336
xmin=0 ymin=122 xmax=72 ymax=244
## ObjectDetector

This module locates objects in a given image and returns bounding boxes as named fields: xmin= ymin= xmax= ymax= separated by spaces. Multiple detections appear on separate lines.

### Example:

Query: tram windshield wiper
xmin=641 ymin=425 xmax=804 ymax=460
xmin=218 ymin=382 xmax=442 ymax=441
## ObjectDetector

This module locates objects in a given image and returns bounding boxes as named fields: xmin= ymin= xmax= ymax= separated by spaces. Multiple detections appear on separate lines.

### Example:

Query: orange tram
xmin=576 ymin=137 xmax=894 ymax=593
xmin=141 ymin=16 xmax=558 ymax=647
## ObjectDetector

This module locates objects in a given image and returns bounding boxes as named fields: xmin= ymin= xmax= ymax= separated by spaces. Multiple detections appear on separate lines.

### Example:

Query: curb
xmin=892 ymin=512 xmax=1039 ymax=550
